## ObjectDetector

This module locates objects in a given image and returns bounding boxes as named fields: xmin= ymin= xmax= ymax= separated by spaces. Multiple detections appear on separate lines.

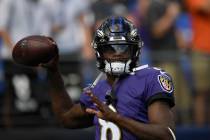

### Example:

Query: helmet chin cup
xmin=104 ymin=60 xmax=131 ymax=75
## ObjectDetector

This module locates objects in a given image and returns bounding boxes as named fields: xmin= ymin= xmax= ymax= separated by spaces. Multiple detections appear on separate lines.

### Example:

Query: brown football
xmin=12 ymin=35 xmax=58 ymax=66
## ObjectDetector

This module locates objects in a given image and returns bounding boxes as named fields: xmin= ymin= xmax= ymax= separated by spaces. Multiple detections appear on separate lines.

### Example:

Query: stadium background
xmin=0 ymin=0 xmax=210 ymax=139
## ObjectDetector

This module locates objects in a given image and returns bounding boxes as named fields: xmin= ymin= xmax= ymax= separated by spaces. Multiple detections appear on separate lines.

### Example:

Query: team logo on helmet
xmin=158 ymin=74 xmax=174 ymax=93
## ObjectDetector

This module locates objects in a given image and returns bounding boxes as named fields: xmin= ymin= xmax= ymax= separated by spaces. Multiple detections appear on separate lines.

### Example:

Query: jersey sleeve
xmin=145 ymin=70 xmax=175 ymax=108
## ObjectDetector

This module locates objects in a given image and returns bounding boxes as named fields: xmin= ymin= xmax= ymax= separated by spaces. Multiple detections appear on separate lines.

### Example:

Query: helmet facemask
xmin=96 ymin=43 xmax=140 ymax=76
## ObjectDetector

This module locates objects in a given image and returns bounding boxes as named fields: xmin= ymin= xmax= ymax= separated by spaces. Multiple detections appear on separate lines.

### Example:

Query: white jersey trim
xmin=133 ymin=64 xmax=149 ymax=71
xmin=130 ymin=64 xmax=149 ymax=75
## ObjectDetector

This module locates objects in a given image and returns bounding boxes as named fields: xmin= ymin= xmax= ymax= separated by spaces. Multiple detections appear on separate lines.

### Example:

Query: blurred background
xmin=0 ymin=0 xmax=210 ymax=139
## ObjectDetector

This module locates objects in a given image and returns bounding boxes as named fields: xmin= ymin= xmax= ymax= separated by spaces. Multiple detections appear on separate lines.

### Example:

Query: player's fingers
xmin=85 ymin=89 xmax=94 ymax=96
xmin=86 ymin=93 xmax=103 ymax=109
xmin=48 ymin=54 xmax=59 ymax=65
xmin=90 ymin=96 xmax=105 ymax=111
xmin=85 ymin=91 xmax=104 ymax=111
xmin=85 ymin=90 xmax=98 ymax=101
xmin=83 ymin=86 xmax=90 ymax=92
xmin=39 ymin=54 xmax=59 ymax=69
xmin=86 ymin=108 xmax=98 ymax=115
xmin=86 ymin=108 xmax=103 ymax=118
xmin=39 ymin=63 xmax=49 ymax=68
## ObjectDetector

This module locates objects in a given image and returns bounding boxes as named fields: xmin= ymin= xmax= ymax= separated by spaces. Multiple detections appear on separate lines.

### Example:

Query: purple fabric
xmin=80 ymin=65 xmax=174 ymax=140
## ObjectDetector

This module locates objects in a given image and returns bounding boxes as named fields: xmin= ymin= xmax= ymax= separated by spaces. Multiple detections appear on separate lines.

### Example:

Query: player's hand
xmin=85 ymin=90 xmax=118 ymax=122
xmin=39 ymin=53 xmax=59 ymax=72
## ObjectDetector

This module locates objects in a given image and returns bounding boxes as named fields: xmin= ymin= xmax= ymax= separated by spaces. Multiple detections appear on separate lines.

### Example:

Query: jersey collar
xmin=130 ymin=64 xmax=149 ymax=75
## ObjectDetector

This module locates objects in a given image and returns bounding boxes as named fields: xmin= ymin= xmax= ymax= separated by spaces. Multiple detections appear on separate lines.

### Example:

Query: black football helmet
xmin=92 ymin=16 xmax=143 ymax=75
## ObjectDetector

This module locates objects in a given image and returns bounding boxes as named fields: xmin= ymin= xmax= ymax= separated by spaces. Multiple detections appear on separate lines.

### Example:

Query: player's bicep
xmin=62 ymin=103 xmax=94 ymax=129
xmin=148 ymin=101 xmax=175 ymax=131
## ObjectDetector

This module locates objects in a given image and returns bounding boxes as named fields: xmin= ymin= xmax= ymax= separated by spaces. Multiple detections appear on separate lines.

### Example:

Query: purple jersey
xmin=80 ymin=65 xmax=175 ymax=140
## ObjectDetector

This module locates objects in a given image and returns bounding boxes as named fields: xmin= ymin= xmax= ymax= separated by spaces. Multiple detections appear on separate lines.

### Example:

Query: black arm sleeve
xmin=146 ymin=92 xmax=175 ymax=108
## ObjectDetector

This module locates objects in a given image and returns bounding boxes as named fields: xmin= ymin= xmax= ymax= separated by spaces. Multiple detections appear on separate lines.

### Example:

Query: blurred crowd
xmin=0 ymin=0 xmax=210 ymax=128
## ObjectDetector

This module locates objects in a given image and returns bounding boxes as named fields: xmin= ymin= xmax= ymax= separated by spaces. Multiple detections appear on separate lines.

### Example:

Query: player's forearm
xmin=112 ymin=114 xmax=174 ymax=140
xmin=47 ymin=68 xmax=74 ymax=118
xmin=47 ymin=67 xmax=94 ymax=129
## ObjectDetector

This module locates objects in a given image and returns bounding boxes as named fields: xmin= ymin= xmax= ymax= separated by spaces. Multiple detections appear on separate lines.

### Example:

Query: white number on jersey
xmin=98 ymin=105 xmax=121 ymax=140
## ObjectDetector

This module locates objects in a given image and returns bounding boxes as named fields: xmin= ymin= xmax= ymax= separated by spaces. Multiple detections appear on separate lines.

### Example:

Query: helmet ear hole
xmin=100 ymin=39 xmax=106 ymax=42
xmin=131 ymin=38 xmax=135 ymax=41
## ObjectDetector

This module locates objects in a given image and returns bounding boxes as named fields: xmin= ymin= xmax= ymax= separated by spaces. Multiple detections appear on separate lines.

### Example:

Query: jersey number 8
xmin=98 ymin=105 xmax=121 ymax=140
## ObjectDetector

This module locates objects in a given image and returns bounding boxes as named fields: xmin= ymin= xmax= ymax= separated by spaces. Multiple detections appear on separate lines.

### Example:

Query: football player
xmin=42 ymin=17 xmax=176 ymax=140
